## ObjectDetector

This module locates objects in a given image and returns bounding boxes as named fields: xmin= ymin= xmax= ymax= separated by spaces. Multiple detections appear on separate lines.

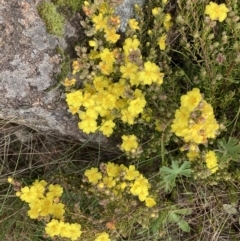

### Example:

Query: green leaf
xmin=168 ymin=211 xmax=191 ymax=233
xmin=160 ymin=161 xmax=192 ymax=192
xmin=168 ymin=212 xmax=181 ymax=223
xmin=217 ymin=137 xmax=240 ymax=162
xmin=178 ymin=220 xmax=190 ymax=232
xmin=174 ymin=208 xmax=192 ymax=215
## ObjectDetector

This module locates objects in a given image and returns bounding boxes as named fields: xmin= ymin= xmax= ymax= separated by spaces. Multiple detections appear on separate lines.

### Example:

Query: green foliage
xmin=37 ymin=1 xmax=65 ymax=36
xmin=160 ymin=161 xmax=192 ymax=192
xmin=217 ymin=137 xmax=240 ymax=162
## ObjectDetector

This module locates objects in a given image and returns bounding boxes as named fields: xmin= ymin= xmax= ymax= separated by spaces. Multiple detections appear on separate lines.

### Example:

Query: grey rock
xmin=0 ymin=0 xmax=104 ymax=142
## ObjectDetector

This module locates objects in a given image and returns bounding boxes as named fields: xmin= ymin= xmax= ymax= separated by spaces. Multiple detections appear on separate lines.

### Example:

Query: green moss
xmin=52 ymin=0 xmax=83 ymax=12
xmin=37 ymin=1 xmax=66 ymax=37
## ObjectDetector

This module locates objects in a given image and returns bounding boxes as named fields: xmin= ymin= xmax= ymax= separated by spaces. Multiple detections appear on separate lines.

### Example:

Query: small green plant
xmin=160 ymin=161 xmax=192 ymax=192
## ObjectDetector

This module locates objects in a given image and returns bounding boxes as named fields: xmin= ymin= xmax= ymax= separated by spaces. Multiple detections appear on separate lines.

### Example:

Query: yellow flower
xmin=78 ymin=111 xmax=98 ymax=134
xmin=39 ymin=196 xmax=53 ymax=216
xmin=68 ymin=223 xmax=82 ymax=241
xmin=130 ymin=180 xmax=149 ymax=201
xmin=121 ymin=134 xmax=138 ymax=152
xmin=158 ymin=34 xmax=167 ymax=50
xmin=94 ymin=232 xmax=111 ymax=241
xmin=138 ymin=61 xmax=160 ymax=85
xmin=124 ymin=165 xmax=139 ymax=180
xmin=119 ymin=182 xmax=127 ymax=190
xmin=19 ymin=186 xmax=38 ymax=203
xmin=180 ymin=88 xmax=203 ymax=112
xmin=48 ymin=184 xmax=63 ymax=198
xmin=100 ymin=48 xmax=115 ymax=65
xmin=164 ymin=13 xmax=173 ymax=31
xmin=129 ymin=74 xmax=140 ymax=86
xmin=72 ymin=60 xmax=81 ymax=75
xmin=28 ymin=204 xmax=41 ymax=219
xmin=89 ymin=50 xmax=100 ymax=59
xmin=99 ymin=61 xmax=113 ymax=75
xmin=156 ymin=71 xmax=164 ymax=85
xmin=109 ymin=80 xmax=126 ymax=97
xmin=16 ymin=191 xmax=21 ymax=197
xmin=205 ymin=150 xmax=218 ymax=173
xmin=205 ymin=2 xmax=229 ymax=22
xmin=103 ymin=176 xmax=116 ymax=188
xmin=104 ymin=28 xmax=120 ymax=43
xmin=106 ymin=162 xmax=120 ymax=177
xmin=82 ymin=92 xmax=95 ymax=108
xmin=101 ymin=93 xmax=117 ymax=110
xmin=121 ymin=109 xmax=135 ymax=125
xmin=68 ymin=106 xmax=79 ymax=115
xmin=93 ymin=76 xmax=109 ymax=90
xmin=7 ymin=177 xmax=14 ymax=184
xmin=123 ymin=38 xmax=140 ymax=56
xmin=30 ymin=183 xmax=45 ymax=199
xmin=128 ymin=97 xmax=146 ymax=116
xmin=134 ymin=89 xmax=145 ymax=98
xmin=86 ymin=106 xmax=99 ymax=119
xmin=128 ymin=19 xmax=140 ymax=30
xmin=51 ymin=203 xmax=65 ymax=219
xmin=120 ymin=62 xmax=138 ymax=80
xmin=152 ymin=7 xmax=161 ymax=16
xmin=92 ymin=13 xmax=107 ymax=31
xmin=59 ymin=222 xmax=72 ymax=238
xmin=84 ymin=167 xmax=102 ymax=184
xmin=78 ymin=119 xmax=98 ymax=134
xmin=187 ymin=151 xmax=200 ymax=161
xmin=99 ymin=2 xmax=109 ymax=14
xmin=99 ymin=119 xmax=116 ymax=137
xmin=66 ymin=90 xmax=83 ymax=109
xmin=45 ymin=219 xmax=61 ymax=238
xmin=145 ymin=197 xmax=156 ymax=207
xmin=89 ymin=40 xmax=98 ymax=50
